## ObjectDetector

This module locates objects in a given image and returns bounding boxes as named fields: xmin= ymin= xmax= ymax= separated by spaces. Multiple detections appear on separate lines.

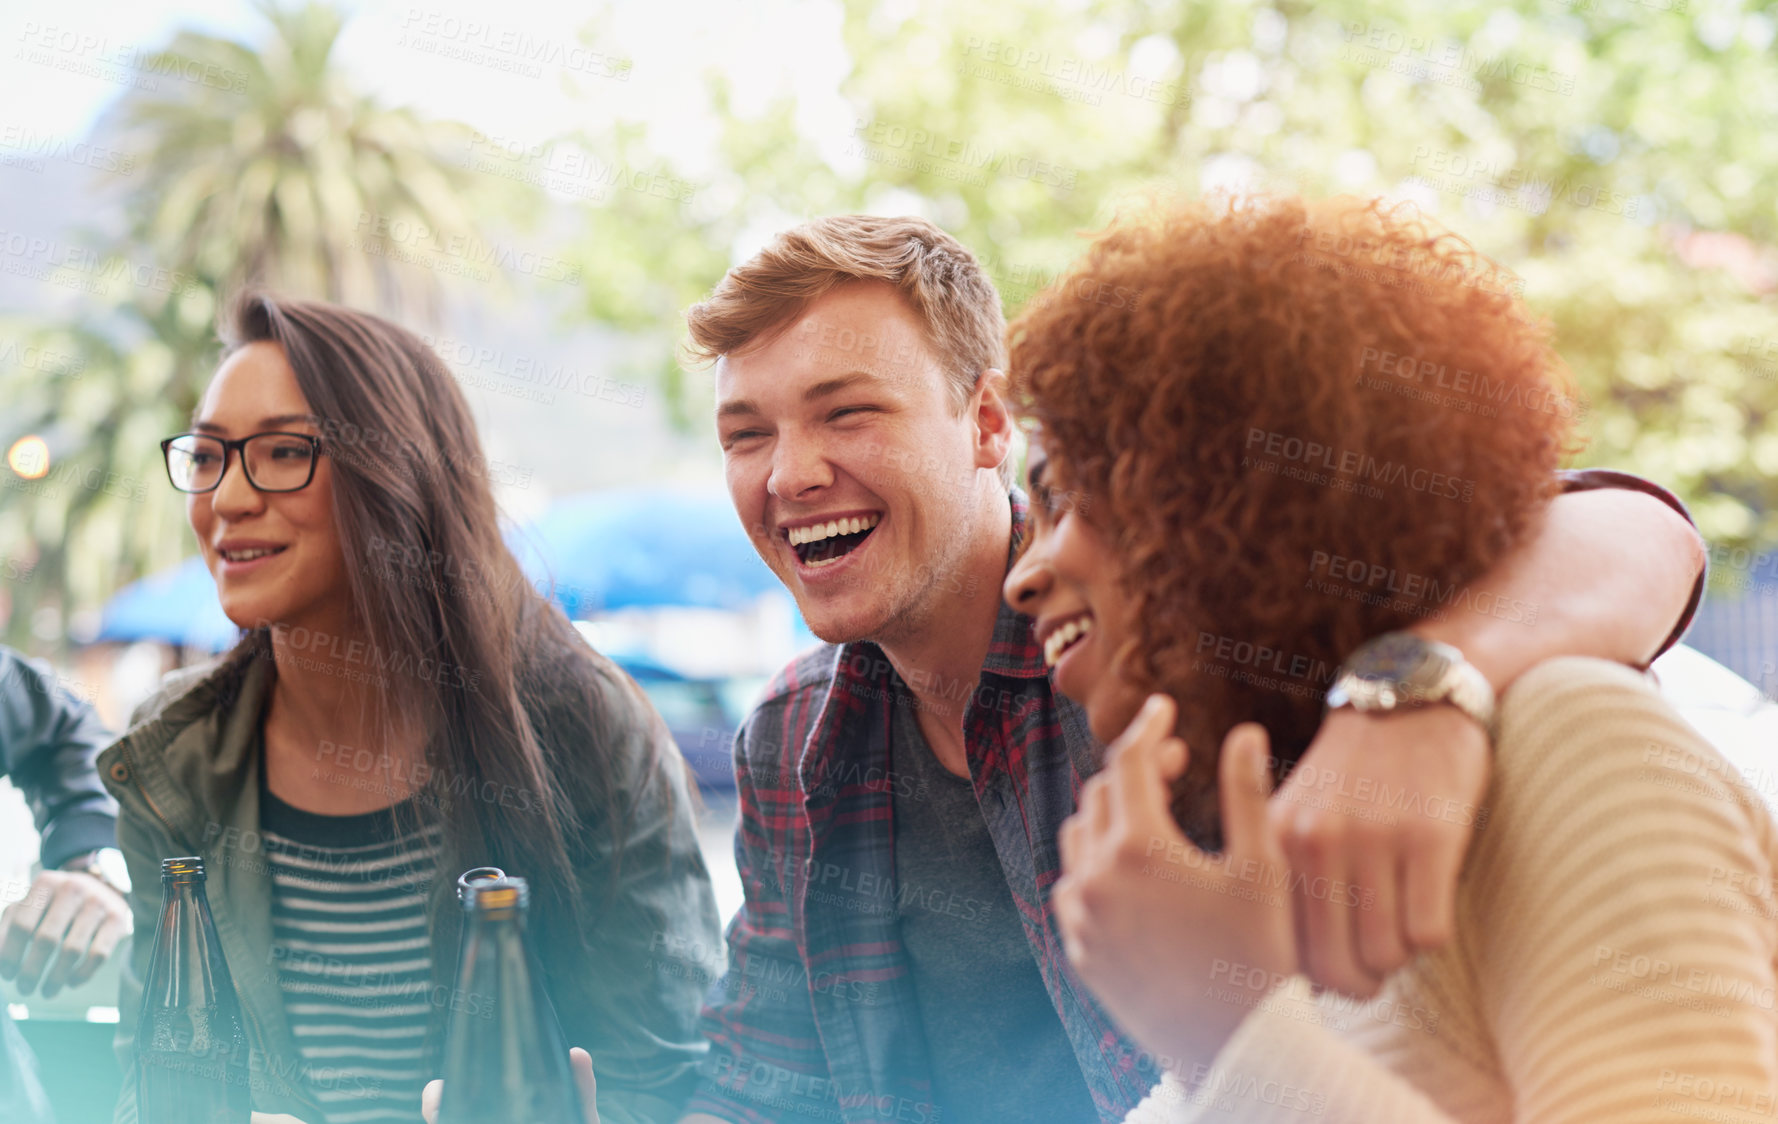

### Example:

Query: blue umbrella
xmin=96 ymin=486 xmax=795 ymax=650
xmin=97 ymin=555 xmax=243 ymax=652
xmin=511 ymin=486 xmax=785 ymax=617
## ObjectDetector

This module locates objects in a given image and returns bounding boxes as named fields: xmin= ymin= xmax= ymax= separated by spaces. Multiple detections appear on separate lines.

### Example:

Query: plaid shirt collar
xmin=785 ymin=487 xmax=1154 ymax=1122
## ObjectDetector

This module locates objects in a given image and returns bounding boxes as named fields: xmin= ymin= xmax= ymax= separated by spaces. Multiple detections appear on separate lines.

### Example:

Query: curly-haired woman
xmin=1002 ymin=197 xmax=1775 ymax=1122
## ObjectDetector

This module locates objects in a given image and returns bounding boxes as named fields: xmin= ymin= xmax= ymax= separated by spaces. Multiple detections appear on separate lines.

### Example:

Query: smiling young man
xmin=675 ymin=214 xmax=1706 ymax=1124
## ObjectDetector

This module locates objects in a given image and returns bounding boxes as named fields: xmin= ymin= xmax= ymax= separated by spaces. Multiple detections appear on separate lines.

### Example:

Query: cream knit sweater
xmin=1124 ymin=656 xmax=1778 ymax=1123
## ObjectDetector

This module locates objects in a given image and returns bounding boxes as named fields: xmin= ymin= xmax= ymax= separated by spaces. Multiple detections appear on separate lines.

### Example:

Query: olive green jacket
xmin=99 ymin=641 xmax=722 ymax=1124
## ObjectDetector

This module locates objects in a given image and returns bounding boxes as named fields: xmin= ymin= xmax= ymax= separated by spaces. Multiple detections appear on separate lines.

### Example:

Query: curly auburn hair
xmin=1007 ymin=196 xmax=1578 ymax=836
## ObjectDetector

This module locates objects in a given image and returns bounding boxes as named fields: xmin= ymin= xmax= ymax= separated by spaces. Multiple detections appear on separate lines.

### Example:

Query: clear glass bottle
xmin=134 ymin=856 xmax=253 ymax=1123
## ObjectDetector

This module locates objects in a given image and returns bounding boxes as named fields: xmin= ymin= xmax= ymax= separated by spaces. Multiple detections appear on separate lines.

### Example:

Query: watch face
xmin=1350 ymin=632 xmax=1438 ymax=683
xmin=1338 ymin=633 xmax=1455 ymax=709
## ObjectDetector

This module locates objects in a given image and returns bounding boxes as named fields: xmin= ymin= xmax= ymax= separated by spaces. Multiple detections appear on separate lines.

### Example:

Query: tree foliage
xmin=4 ymin=0 xmax=1774 ymax=647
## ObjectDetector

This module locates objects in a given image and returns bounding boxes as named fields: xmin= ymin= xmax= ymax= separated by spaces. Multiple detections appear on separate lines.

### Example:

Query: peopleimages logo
xmin=396 ymin=9 xmax=632 ymax=81
xmin=850 ymin=118 xmax=1077 ymax=190
xmin=0 ymin=124 xmax=136 ymax=174
xmin=351 ymin=212 xmax=582 ymax=286
xmin=15 ymin=22 xmax=250 ymax=92
xmin=1243 ymin=426 xmax=1477 ymax=503
xmin=1357 ymin=346 xmax=1588 ymax=422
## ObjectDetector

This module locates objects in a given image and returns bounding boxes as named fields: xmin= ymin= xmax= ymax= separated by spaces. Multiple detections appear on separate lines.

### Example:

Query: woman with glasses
xmin=100 ymin=294 xmax=721 ymax=1124
xmin=1001 ymin=197 xmax=1773 ymax=1122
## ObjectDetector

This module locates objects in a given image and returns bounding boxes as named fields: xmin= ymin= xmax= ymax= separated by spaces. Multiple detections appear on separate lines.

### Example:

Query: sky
xmin=1 ymin=0 xmax=857 ymax=192
xmin=0 ymin=0 xmax=887 ymax=278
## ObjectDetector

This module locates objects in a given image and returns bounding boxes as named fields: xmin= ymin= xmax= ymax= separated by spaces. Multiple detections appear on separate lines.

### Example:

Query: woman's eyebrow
xmin=190 ymin=412 xmax=323 ymax=433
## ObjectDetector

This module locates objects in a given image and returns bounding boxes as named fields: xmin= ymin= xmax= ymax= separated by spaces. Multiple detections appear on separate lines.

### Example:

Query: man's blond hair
xmin=686 ymin=214 xmax=1015 ymax=488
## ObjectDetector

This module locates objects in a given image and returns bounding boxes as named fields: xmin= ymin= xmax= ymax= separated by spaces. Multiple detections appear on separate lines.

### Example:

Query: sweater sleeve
xmin=1461 ymin=656 xmax=1778 ymax=1123
xmin=1121 ymin=976 xmax=1457 ymax=1123
xmin=1123 ymin=656 xmax=1778 ymax=1123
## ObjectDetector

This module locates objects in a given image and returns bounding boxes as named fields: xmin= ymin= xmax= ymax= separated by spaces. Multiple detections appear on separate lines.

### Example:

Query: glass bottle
xmin=438 ymin=876 xmax=585 ymax=1124
xmin=455 ymin=867 xmax=506 ymax=903
xmin=134 ymin=856 xmax=253 ymax=1124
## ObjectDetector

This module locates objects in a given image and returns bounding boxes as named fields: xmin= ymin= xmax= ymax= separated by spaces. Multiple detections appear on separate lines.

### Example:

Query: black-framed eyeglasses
xmin=159 ymin=432 xmax=325 ymax=494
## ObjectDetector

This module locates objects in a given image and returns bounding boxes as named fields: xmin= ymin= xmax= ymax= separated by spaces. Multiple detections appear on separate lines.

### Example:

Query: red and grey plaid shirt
xmin=685 ymin=473 xmax=1701 ymax=1124
xmin=686 ymin=491 xmax=1149 ymax=1124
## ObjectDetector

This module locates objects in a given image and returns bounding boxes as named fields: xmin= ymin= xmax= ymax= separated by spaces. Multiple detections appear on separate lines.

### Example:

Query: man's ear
xmin=972 ymin=368 xmax=1015 ymax=471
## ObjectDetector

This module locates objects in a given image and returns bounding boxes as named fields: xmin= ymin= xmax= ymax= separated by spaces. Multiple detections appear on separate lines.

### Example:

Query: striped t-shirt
xmin=261 ymin=781 xmax=442 ymax=1124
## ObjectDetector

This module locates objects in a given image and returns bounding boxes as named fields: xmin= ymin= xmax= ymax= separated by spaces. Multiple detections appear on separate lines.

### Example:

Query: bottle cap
xmin=160 ymin=856 xmax=206 ymax=881
xmin=463 ymin=875 xmax=528 ymax=912
xmin=455 ymin=866 xmax=506 ymax=902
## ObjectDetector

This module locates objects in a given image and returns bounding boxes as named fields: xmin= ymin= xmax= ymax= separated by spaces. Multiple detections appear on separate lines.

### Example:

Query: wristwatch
xmin=60 ymin=847 xmax=131 ymax=895
xmin=1324 ymin=632 xmax=1497 ymax=738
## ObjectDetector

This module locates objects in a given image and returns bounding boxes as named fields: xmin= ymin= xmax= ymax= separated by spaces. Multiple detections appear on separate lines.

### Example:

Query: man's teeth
xmin=223 ymin=547 xmax=282 ymax=561
xmin=788 ymin=514 xmax=881 ymax=547
xmin=1043 ymin=616 xmax=1094 ymax=668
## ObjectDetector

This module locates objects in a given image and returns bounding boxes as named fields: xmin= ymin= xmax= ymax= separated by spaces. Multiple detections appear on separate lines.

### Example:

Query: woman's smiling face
xmin=186 ymin=340 xmax=351 ymax=634
xmin=1002 ymin=437 xmax=1148 ymax=744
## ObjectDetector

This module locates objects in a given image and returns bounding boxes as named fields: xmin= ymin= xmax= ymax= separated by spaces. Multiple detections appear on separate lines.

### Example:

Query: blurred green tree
xmin=0 ymin=1 xmax=513 ymax=648
xmin=561 ymin=0 xmax=1778 ymax=557
xmin=5 ymin=0 xmax=1776 ymax=651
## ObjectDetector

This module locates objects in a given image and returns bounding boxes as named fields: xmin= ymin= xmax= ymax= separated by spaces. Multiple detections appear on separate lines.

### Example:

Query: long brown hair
xmin=220 ymin=292 xmax=647 ymax=958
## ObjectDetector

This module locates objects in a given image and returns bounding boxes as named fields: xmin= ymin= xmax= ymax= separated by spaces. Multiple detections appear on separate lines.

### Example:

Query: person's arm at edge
xmin=1472 ymin=659 xmax=1778 ymax=1121
xmin=0 ymin=646 xmax=120 ymax=869
xmin=1129 ymin=658 xmax=1765 ymax=1124
xmin=1277 ymin=475 xmax=1706 ymax=997
xmin=0 ymin=647 xmax=129 ymax=994
xmin=1416 ymin=474 xmax=1705 ymax=684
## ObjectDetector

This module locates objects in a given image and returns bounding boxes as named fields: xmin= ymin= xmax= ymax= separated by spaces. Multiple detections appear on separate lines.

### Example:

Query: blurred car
xmin=611 ymin=652 xmax=766 ymax=791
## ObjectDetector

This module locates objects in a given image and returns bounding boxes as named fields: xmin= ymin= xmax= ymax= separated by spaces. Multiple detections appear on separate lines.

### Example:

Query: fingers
xmin=570 ymin=1046 xmax=599 ymax=1123
xmin=0 ymin=879 xmax=53 ymax=979
xmin=1069 ymin=718 xmax=1189 ymax=877
xmin=1297 ymin=867 xmax=1380 ymax=998
xmin=71 ymin=911 xmax=130 ymax=989
xmin=1101 ymin=693 xmax=1189 ymax=832
xmin=12 ymin=882 xmax=83 ymax=996
xmin=1402 ymin=829 xmax=1463 ymax=951
xmin=1107 ymin=693 xmax=1177 ymax=764
xmin=1216 ymin=724 xmax=1275 ymax=859
xmin=1057 ymin=816 xmax=1082 ymax=872
xmin=1349 ymin=852 xmax=1408 ymax=981
xmin=1112 ymin=729 xmax=1188 ymax=816
xmin=1279 ymin=803 xmax=1383 ymax=999
xmin=421 ymin=1078 xmax=442 ymax=1124
xmin=38 ymin=898 xmax=106 ymax=998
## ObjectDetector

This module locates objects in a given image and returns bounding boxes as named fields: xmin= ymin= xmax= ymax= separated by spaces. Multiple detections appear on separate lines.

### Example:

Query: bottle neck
xmin=143 ymin=876 xmax=235 ymax=1009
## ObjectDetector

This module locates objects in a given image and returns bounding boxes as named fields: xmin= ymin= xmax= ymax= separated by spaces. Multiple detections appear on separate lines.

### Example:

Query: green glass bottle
xmin=438 ymin=877 xmax=584 ymax=1124
xmin=134 ymin=856 xmax=252 ymax=1123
